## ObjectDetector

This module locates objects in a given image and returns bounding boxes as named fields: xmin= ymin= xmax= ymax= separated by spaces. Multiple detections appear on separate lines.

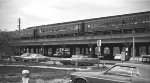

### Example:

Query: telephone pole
xmin=132 ymin=29 xmax=135 ymax=63
xmin=18 ymin=18 xmax=21 ymax=30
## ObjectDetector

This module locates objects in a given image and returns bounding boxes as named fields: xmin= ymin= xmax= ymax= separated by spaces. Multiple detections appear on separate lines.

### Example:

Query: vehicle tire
xmin=63 ymin=62 xmax=67 ymax=65
xmin=89 ymin=63 xmax=94 ymax=66
xmin=76 ymin=79 xmax=87 ymax=83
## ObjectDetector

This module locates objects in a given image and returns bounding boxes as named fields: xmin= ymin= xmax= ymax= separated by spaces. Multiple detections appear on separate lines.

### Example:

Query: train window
xmin=63 ymin=26 xmax=68 ymax=31
xmin=87 ymin=24 xmax=91 ymax=28
xmin=21 ymin=33 xmax=23 ymax=35
xmin=134 ymin=22 xmax=138 ymax=24
xmin=146 ymin=21 xmax=149 ymax=23
xmin=63 ymin=27 xmax=67 ymax=31
xmin=75 ymin=25 xmax=78 ymax=30
xmin=27 ymin=31 xmax=30 ymax=34
xmin=70 ymin=27 xmax=74 ymax=30
xmin=78 ymin=25 xmax=81 ymax=30
xmin=67 ymin=27 xmax=71 ymax=31
xmin=39 ymin=29 xmax=42 ymax=33
xmin=49 ymin=29 xmax=52 ymax=32
xmin=142 ymin=21 xmax=146 ymax=23
xmin=122 ymin=20 xmax=126 ymax=24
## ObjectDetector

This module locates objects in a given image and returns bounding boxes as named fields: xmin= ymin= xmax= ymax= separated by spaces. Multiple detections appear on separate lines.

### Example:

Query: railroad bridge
xmin=10 ymin=11 xmax=150 ymax=60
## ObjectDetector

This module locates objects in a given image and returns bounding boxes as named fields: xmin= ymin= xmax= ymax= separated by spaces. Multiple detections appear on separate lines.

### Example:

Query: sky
xmin=0 ymin=0 xmax=150 ymax=31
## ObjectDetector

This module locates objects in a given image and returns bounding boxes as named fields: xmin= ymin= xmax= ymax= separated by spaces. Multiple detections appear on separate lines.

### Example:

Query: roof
xmin=115 ymin=62 xmax=150 ymax=77
xmin=26 ymin=11 xmax=150 ymax=29
xmin=115 ymin=62 xmax=150 ymax=69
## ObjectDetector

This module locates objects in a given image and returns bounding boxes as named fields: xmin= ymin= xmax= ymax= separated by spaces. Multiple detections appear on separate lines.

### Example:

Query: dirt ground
xmin=0 ymin=60 xmax=108 ymax=83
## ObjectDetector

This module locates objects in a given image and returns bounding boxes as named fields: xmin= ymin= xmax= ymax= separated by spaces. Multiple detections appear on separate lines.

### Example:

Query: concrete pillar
xmin=128 ymin=45 xmax=132 ymax=57
xmin=146 ymin=45 xmax=149 ymax=55
xmin=70 ymin=47 xmax=73 ymax=55
xmin=101 ymin=46 xmax=104 ymax=56
xmin=80 ymin=47 xmax=82 ymax=54
xmin=92 ymin=46 xmax=95 ymax=57
xmin=70 ymin=46 xmax=76 ymax=55
xmin=135 ymin=46 xmax=140 ymax=56
xmin=109 ymin=46 xmax=114 ymax=60
xmin=61 ymin=44 xmax=66 ymax=55
xmin=27 ymin=47 xmax=30 ymax=53
xmin=33 ymin=47 xmax=36 ymax=53
xmin=20 ymin=47 xmax=23 ymax=55
xmin=84 ymin=47 xmax=86 ymax=55
xmin=52 ymin=47 xmax=56 ymax=55
xmin=119 ymin=46 xmax=123 ymax=54
xmin=44 ymin=47 xmax=48 ymax=56
xmin=23 ymin=47 xmax=27 ymax=53
xmin=35 ymin=48 xmax=38 ymax=54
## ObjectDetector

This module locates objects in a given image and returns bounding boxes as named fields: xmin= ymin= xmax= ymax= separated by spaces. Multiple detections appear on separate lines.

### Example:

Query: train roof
xmin=26 ymin=11 xmax=150 ymax=29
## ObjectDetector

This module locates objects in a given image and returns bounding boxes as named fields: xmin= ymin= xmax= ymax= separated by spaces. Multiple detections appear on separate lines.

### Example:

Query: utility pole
xmin=18 ymin=18 xmax=21 ymax=56
xmin=18 ymin=18 xmax=21 ymax=30
xmin=132 ymin=29 xmax=135 ymax=63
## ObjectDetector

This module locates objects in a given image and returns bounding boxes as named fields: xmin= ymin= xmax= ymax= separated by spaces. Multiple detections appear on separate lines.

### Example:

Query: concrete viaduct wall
xmin=11 ymin=32 xmax=150 ymax=60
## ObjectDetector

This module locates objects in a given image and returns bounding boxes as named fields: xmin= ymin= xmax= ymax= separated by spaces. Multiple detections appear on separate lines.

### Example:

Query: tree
xmin=0 ymin=30 xmax=15 ymax=56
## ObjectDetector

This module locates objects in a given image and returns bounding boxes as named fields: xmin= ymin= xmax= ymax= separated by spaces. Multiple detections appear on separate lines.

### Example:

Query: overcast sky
xmin=0 ymin=0 xmax=150 ymax=31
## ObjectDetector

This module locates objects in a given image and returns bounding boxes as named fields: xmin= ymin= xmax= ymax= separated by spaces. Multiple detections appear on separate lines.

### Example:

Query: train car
xmin=8 ymin=28 xmax=36 ymax=40
xmin=113 ymin=11 xmax=150 ymax=34
xmin=85 ymin=18 xmax=116 ymax=35
xmin=84 ymin=11 xmax=150 ymax=36
xmin=36 ymin=21 xmax=84 ymax=38
xmin=18 ymin=28 xmax=35 ymax=39
xmin=7 ymin=30 xmax=21 ymax=39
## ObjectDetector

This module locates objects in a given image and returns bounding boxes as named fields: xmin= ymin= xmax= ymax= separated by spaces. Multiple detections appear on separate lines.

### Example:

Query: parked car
xmin=12 ymin=53 xmax=32 ymax=61
xmin=21 ymin=54 xmax=50 ymax=62
xmin=142 ymin=55 xmax=150 ymax=63
xmin=114 ymin=54 xmax=122 ymax=60
xmin=70 ymin=63 xmax=150 ymax=83
xmin=53 ymin=51 xmax=71 ymax=58
xmin=60 ymin=54 xmax=98 ymax=66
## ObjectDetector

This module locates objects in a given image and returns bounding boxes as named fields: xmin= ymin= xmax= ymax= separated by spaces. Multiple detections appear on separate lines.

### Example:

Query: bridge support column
xmin=70 ymin=46 xmax=76 ymax=56
xmin=26 ymin=48 xmax=29 ymax=53
xmin=35 ymin=48 xmax=39 ymax=54
xmin=84 ymin=47 xmax=86 ymax=55
xmin=19 ymin=47 xmax=23 ymax=54
xmin=92 ymin=45 xmax=95 ymax=57
xmin=128 ymin=45 xmax=132 ymax=58
xmin=110 ymin=46 xmax=114 ymax=60
xmin=119 ymin=46 xmax=123 ymax=54
xmin=44 ymin=47 xmax=48 ymax=56
xmin=135 ymin=45 xmax=140 ymax=56
xmin=22 ymin=47 xmax=25 ymax=53
xmin=79 ymin=47 xmax=82 ymax=54
xmin=52 ymin=47 xmax=56 ymax=56
xmin=146 ymin=45 xmax=149 ymax=55
xmin=33 ymin=47 xmax=36 ymax=53
xmin=101 ymin=46 xmax=104 ymax=57
xmin=47 ymin=48 xmax=52 ymax=56
xmin=61 ymin=44 xmax=66 ymax=57
xmin=29 ymin=47 xmax=32 ymax=53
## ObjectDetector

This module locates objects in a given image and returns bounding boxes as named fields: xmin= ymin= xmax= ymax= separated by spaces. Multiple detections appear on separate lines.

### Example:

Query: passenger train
xmin=9 ymin=11 xmax=150 ymax=39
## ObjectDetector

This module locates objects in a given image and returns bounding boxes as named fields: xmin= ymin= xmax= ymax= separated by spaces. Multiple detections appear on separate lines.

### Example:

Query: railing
xmin=14 ymin=32 xmax=150 ymax=42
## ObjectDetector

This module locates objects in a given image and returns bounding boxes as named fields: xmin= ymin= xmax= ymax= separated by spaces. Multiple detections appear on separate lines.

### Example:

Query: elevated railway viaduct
xmin=10 ymin=11 xmax=150 ymax=60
